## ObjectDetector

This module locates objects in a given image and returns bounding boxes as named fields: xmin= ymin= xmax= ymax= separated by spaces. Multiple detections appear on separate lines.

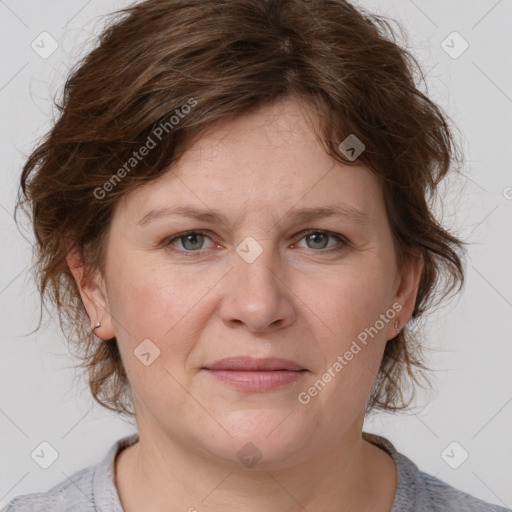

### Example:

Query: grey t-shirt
xmin=2 ymin=432 xmax=509 ymax=511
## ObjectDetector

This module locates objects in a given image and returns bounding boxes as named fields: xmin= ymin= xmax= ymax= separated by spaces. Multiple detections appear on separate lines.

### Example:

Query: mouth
xmin=202 ymin=356 xmax=308 ymax=392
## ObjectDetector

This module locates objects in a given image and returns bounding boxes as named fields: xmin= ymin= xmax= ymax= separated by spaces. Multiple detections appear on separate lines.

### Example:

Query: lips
xmin=202 ymin=356 xmax=308 ymax=392
xmin=203 ymin=356 xmax=305 ymax=372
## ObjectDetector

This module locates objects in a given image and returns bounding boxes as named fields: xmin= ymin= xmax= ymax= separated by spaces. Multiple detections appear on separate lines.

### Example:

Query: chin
xmin=200 ymin=409 xmax=314 ymax=470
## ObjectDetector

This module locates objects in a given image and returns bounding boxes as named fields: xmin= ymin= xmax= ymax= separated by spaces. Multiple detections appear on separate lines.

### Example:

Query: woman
xmin=4 ymin=0 xmax=508 ymax=510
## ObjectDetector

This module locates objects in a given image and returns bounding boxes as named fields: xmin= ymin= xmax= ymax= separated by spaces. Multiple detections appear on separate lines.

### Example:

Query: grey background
xmin=1 ymin=0 xmax=511 ymax=508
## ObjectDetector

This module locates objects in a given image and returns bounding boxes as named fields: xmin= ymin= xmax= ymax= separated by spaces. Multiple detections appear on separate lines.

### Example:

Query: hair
xmin=15 ymin=0 xmax=466 ymax=418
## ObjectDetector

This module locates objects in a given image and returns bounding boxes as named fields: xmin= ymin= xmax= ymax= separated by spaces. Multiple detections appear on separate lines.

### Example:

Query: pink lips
xmin=202 ymin=356 xmax=307 ymax=392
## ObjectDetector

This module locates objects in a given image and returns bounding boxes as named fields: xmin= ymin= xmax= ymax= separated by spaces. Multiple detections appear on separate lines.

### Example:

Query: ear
xmin=66 ymin=247 xmax=116 ymax=340
xmin=386 ymin=247 xmax=424 ymax=340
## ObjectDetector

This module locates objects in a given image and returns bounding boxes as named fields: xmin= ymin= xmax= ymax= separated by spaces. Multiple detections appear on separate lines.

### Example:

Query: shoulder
xmin=363 ymin=432 xmax=510 ymax=512
xmin=412 ymin=466 xmax=509 ymax=512
xmin=2 ymin=433 xmax=138 ymax=512
xmin=1 ymin=465 xmax=95 ymax=512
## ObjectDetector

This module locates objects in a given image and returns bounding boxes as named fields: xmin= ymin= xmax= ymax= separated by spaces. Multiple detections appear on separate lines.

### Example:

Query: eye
xmin=163 ymin=229 xmax=349 ymax=256
xmin=165 ymin=230 xmax=214 ymax=253
xmin=293 ymin=230 xmax=348 ymax=252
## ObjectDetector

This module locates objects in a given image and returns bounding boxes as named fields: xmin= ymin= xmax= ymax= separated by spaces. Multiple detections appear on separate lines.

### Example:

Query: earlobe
xmin=66 ymin=247 xmax=115 ymax=340
xmin=387 ymin=248 xmax=424 ymax=339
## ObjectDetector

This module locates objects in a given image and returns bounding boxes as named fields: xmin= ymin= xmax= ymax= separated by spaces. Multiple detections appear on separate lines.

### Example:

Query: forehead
xmin=116 ymin=98 xmax=384 ymax=228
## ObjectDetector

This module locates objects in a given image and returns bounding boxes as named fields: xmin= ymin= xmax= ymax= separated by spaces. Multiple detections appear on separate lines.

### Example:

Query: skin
xmin=68 ymin=96 xmax=423 ymax=512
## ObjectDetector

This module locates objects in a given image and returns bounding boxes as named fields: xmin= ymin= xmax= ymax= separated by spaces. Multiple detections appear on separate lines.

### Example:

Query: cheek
xmin=296 ymin=266 xmax=392 ymax=401
xmin=105 ymin=261 xmax=205 ymax=417
xmin=106 ymin=255 xmax=218 ymax=341
xmin=105 ymin=257 xmax=228 ymax=395
xmin=302 ymin=265 xmax=392 ymax=345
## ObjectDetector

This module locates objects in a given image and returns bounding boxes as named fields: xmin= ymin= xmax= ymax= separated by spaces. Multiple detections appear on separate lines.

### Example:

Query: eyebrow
xmin=137 ymin=204 xmax=371 ymax=227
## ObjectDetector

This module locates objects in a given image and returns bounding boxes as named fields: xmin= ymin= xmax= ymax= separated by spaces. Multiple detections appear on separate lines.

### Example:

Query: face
xmin=71 ymin=97 xmax=422 ymax=469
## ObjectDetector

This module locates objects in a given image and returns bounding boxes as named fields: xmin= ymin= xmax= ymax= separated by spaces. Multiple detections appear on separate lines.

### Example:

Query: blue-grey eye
xmin=305 ymin=232 xmax=331 ymax=249
xmin=178 ymin=233 xmax=206 ymax=251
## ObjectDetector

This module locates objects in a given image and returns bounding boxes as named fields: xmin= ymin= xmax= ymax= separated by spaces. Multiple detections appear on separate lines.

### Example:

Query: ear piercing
xmin=93 ymin=321 xmax=101 ymax=331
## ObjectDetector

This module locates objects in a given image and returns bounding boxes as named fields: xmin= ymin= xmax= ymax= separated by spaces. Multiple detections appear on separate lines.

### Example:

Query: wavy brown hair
xmin=15 ymin=0 xmax=466 ymax=418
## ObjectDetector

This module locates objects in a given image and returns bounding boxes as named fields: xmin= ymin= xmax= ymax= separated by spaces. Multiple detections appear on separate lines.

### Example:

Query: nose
xmin=219 ymin=239 xmax=296 ymax=333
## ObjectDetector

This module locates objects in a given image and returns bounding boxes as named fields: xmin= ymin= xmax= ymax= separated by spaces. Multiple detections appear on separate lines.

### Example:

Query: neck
xmin=114 ymin=428 xmax=397 ymax=512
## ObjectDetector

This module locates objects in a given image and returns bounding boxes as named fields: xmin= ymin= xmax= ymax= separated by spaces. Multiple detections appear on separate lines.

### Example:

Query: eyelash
xmin=163 ymin=229 xmax=349 ymax=256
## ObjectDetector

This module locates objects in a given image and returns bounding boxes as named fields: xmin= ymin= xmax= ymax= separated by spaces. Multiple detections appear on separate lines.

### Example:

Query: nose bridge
xmin=233 ymin=234 xmax=281 ymax=297
xmin=220 ymin=233 xmax=294 ymax=331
